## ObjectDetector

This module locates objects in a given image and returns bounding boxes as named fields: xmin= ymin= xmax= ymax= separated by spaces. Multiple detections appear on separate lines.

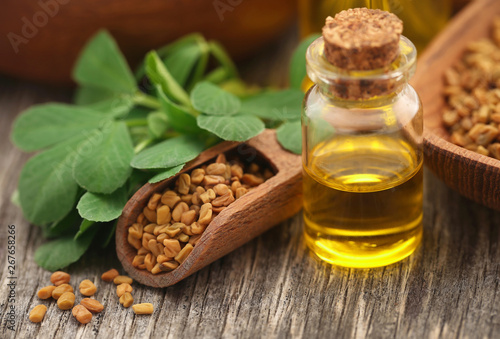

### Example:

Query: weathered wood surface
xmin=1 ymin=28 xmax=500 ymax=339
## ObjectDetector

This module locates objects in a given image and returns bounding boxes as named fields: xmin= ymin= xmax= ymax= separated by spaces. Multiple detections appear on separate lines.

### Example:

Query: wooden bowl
xmin=115 ymin=130 xmax=302 ymax=287
xmin=412 ymin=0 xmax=500 ymax=211
xmin=0 ymin=0 xmax=296 ymax=84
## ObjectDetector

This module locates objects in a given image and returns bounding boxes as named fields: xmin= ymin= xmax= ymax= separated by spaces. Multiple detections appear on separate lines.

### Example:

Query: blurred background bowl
xmin=0 ymin=0 xmax=296 ymax=84
xmin=412 ymin=0 xmax=500 ymax=211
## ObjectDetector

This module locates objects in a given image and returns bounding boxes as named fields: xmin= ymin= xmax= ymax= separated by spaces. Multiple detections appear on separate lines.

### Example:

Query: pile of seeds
xmin=128 ymin=153 xmax=272 ymax=274
xmin=29 ymin=269 xmax=155 ymax=324
xmin=29 ymin=271 xmax=104 ymax=324
xmin=442 ymin=17 xmax=500 ymax=159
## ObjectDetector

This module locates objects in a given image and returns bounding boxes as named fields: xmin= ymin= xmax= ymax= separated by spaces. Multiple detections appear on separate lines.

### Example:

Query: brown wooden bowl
xmin=412 ymin=0 xmax=500 ymax=211
xmin=0 ymin=0 xmax=296 ymax=84
xmin=115 ymin=130 xmax=302 ymax=287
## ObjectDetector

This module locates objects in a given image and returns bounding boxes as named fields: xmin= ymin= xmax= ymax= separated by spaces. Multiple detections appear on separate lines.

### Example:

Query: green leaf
xmin=276 ymin=120 xmax=302 ymax=154
xmin=149 ymin=164 xmax=185 ymax=183
xmin=157 ymin=87 xmax=201 ymax=134
xmin=145 ymin=51 xmax=191 ymax=106
xmin=74 ymin=219 xmax=96 ymax=239
xmin=77 ymin=187 xmax=128 ymax=222
xmin=191 ymin=81 xmax=241 ymax=115
xmin=289 ymin=34 xmax=321 ymax=89
xmin=164 ymin=44 xmax=201 ymax=87
xmin=239 ymin=89 xmax=304 ymax=121
xmin=131 ymin=135 xmax=205 ymax=169
xmin=75 ymin=87 xmax=133 ymax=117
xmin=73 ymin=30 xmax=136 ymax=94
xmin=43 ymin=209 xmax=82 ymax=239
xmin=197 ymin=114 xmax=264 ymax=141
xmin=11 ymin=103 xmax=109 ymax=152
xmin=73 ymin=121 xmax=134 ymax=194
xmin=34 ymin=228 xmax=97 ymax=271
xmin=18 ymin=135 xmax=86 ymax=225
xmin=147 ymin=111 xmax=169 ymax=138
xmin=208 ymin=41 xmax=238 ymax=79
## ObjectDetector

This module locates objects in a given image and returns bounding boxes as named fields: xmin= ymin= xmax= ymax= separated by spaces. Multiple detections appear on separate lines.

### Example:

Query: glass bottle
xmin=302 ymin=33 xmax=423 ymax=268
xmin=298 ymin=0 xmax=451 ymax=52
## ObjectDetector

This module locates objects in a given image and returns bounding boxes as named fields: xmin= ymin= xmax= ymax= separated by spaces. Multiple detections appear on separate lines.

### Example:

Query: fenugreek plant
xmin=11 ymin=30 xmax=309 ymax=270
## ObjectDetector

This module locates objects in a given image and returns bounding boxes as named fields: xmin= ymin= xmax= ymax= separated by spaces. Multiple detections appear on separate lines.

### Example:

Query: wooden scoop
xmin=115 ymin=129 xmax=302 ymax=287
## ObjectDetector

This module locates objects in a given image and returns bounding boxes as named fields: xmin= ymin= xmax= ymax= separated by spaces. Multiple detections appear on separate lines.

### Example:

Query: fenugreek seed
xmin=51 ymin=271 xmax=70 ymax=286
xmin=156 ymin=254 xmax=171 ymax=264
xmin=57 ymin=292 xmax=75 ymax=310
xmin=248 ymin=163 xmax=259 ymax=173
xmin=151 ymin=263 xmax=162 ymax=274
xmin=198 ymin=203 xmax=213 ymax=225
xmin=160 ymin=260 xmax=179 ymax=272
xmin=156 ymin=205 xmax=172 ymax=226
xmin=231 ymin=180 xmax=242 ymax=194
xmin=189 ymin=184 xmax=198 ymax=193
xmin=137 ymin=213 xmax=146 ymax=225
xmin=477 ymin=145 xmax=489 ymax=156
xmin=189 ymin=234 xmax=202 ymax=246
xmin=181 ymin=194 xmax=193 ymax=204
xmin=52 ymin=284 xmax=74 ymax=299
xmin=216 ymin=153 xmax=226 ymax=164
xmin=163 ymin=239 xmax=181 ymax=257
xmin=212 ymin=191 xmax=235 ymax=207
xmin=230 ymin=164 xmax=243 ymax=179
xmin=37 ymin=285 xmax=56 ymax=299
xmin=142 ymin=233 xmax=156 ymax=249
xmin=165 ymin=223 xmax=183 ymax=237
xmin=80 ymin=298 xmax=104 ymax=313
xmin=203 ymin=175 xmax=225 ymax=186
xmin=72 ymin=305 xmax=92 ymax=324
xmin=177 ymin=233 xmax=190 ymax=243
xmin=132 ymin=303 xmax=154 ymax=315
xmin=200 ymin=191 xmax=211 ymax=203
xmin=161 ymin=191 xmax=181 ymax=209
xmin=175 ymin=243 xmax=194 ymax=264
xmin=172 ymin=202 xmax=189 ymax=222
xmin=148 ymin=193 xmax=162 ymax=210
xmin=196 ymin=186 xmax=206 ymax=195
xmin=236 ymin=187 xmax=248 ymax=199
xmin=129 ymin=223 xmax=143 ymax=239
xmin=128 ymin=233 xmax=142 ymax=250
xmin=101 ymin=268 xmax=119 ymax=282
xmin=224 ymin=164 xmax=232 ymax=180
xmin=117 ymin=283 xmax=133 ymax=297
xmin=264 ymin=169 xmax=273 ymax=180
xmin=206 ymin=163 xmax=226 ymax=176
xmin=190 ymin=222 xmax=206 ymax=235
xmin=212 ymin=206 xmax=226 ymax=213
xmin=113 ymin=275 xmax=133 ymax=285
xmin=213 ymin=184 xmax=229 ymax=196
xmin=191 ymin=192 xmax=201 ymax=205
xmin=242 ymin=173 xmax=264 ymax=186
xmin=132 ymin=255 xmax=146 ymax=268
xmin=191 ymin=168 xmax=205 ymax=185
xmin=137 ymin=247 xmax=151 ymax=256
xmin=143 ymin=224 xmax=156 ymax=234
xmin=79 ymin=279 xmax=97 ymax=296
xmin=144 ymin=253 xmax=156 ymax=272
xmin=149 ymin=239 xmax=164 ymax=257
xmin=119 ymin=292 xmax=134 ymax=308
xmin=190 ymin=204 xmax=200 ymax=214
xmin=29 ymin=305 xmax=47 ymax=323
xmin=180 ymin=210 xmax=196 ymax=226
xmin=177 ymin=173 xmax=191 ymax=195
xmin=143 ymin=207 xmax=157 ymax=223
xmin=157 ymin=233 xmax=169 ymax=243
xmin=488 ymin=143 xmax=500 ymax=159
xmin=182 ymin=224 xmax=194 ymax=236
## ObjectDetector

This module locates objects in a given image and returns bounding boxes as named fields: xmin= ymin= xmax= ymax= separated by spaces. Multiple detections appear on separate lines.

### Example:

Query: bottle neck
xmin=306 ymin=36 xmax=416 ymax=103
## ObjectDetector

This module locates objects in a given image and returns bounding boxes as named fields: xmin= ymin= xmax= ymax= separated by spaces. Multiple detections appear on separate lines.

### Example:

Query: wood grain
xmin=412 ymin=0 xmax=500 ymax=211
xmin=1 ymin=26 xmax=500 ymax=339
xmin=116 ymin=130 xmax=302 ymax=287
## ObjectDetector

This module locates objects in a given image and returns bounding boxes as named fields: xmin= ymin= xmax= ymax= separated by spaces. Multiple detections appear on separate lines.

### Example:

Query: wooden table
xmin=1 ymin=29 xmax=500 ymax=339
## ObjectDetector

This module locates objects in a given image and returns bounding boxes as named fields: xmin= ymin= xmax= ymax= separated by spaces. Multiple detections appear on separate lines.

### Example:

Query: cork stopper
xmin=322 ymin=8 xmax=403 ymax=70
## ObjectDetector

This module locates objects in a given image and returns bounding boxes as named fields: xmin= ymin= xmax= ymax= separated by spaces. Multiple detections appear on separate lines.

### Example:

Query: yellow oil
xmin=303 ymin=135 xmax=423 ymax=268
xmin=298 ymin=0 xmax=451 ymax=52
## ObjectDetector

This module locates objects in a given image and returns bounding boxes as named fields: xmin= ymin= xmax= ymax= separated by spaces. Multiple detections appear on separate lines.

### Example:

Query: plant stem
xmin=125 ymin=119 xmax=148 ymax=127
xmin=133 ymin=91 xmax=161 ymax=110
xmin=134 ymin=138 xmax=154 ymax=154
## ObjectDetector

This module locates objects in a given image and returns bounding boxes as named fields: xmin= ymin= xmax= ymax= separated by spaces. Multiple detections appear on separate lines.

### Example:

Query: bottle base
xmin=304 ymin=226 xmax=422 ymax=268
